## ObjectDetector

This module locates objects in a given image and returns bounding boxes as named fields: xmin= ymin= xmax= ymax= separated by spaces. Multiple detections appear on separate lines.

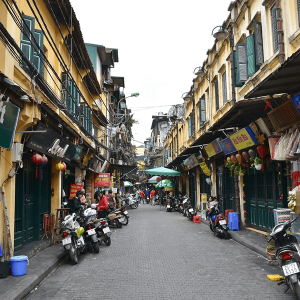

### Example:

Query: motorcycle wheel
xmin=121 ymin=215 xmax=129 ymax=225
xmin=104 ymin=236 xmax=111 ymax=246
xmin=131 ymin=203 xmax=137 ymax=209
xmin=69 ymin=244 xmax=78 ymax=264
xmin=117 ymin=220 xmax=123 ymax=228
xmin=93 ymin=241 xmax=100 ymax=253
xmin=209 ymin=224 xmax=214 ymax=233
xmin=223 ymin=230 xmax=228 ymax=239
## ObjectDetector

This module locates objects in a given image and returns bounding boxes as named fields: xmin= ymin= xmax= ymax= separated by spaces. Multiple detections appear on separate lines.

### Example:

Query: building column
xmin=196 ymin=166 xmax=201 ymax=210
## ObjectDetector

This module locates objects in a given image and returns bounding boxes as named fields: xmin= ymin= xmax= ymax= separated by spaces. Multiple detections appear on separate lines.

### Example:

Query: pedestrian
xmin=69 ymin=190 xmax=84 ymax=214
xmin=96 ymin=190 xmax=109 ymax=218
xmin=139 ymin=189 xmax=144 ymax=204
xmin=150 ymin=189 xmax=155 ymax=205
xmin=205 ymin=196 xmax=213 ymax=220
xmin=144 ymin=188 xmax=150 ymax=203
xmin=107 ymin=189 xmax=116 ymax=209
xmin=80 ymin=188 xmax=87 ymax=205
xmin=160 ymin=188 xmax=165 ymax=206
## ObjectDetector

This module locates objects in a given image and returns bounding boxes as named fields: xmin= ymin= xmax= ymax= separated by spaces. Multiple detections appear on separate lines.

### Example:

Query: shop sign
xmin=100 ymin=160 xmax=110 ymax=173
xmin=26 ymin=122 xmax=83 ymax=162
xmin=69 ymin=183 xmax=84 ymax=200
xmin=204 ymin=139 xmax=222 ymax=158
xmin=229 ymin=126 xmax=258 ymax=150
xmin=183 ymin=154 xmax=199 ymax=170
xmin=85 ymin=179 xmax=92 ymax=203
xmin=88 ymin=156 xmax=100 ymax=173
xmin=292 ymin=93 xmax=300 ymax=114
xmin=0 ymin=101 xmax=20 ymax=149
xmin=195 ymin=153 xmax=211 ymax=176
xmin=219 ymin=138 xmax=237 ymax=154
xmin=94 ymin=173 xmax=110 ymax=187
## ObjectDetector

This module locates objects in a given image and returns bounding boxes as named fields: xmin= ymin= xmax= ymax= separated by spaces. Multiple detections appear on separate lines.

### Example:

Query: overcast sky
xmin=70 ymin=0 xmax=232 ymax=146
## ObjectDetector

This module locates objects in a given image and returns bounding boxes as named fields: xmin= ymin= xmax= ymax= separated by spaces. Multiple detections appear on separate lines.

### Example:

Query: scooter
xmin=94 ymin=217 xmax=112 ymax=246
xmin=187 ymin=204 xmax=197 ymax=221
xmin=123 ymin=193 xmax=138 ymax=209
xmin=107 ymin=207 xmax=123 ymax=228
xmin=146 ymin=196 xmax=150 ymax=204
xmin=61 ymin=213 xmax=87 ymax=264
xmin=208 ymin=202 xmax=228 ymax=239
xmin=166 ymin=196 xmax=173 ymax=212
xmin=155 ymin=195 xmax=160 ymax=205
xmin=268 ymin=218 xmax=300 ymax=298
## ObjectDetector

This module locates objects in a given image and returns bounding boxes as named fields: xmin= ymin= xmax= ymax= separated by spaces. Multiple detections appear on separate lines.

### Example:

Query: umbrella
xmin=124 ymin=181 xmax=133 ymax=187
xmin=155 ymin=179 xmax=175 ymax=188
xmin=134 ymin=182 xmax=141 ymax=185
xmin=148 ymin=176 xmax=160 ymax=183
xmin=145 ymin=167 xmax=180 ymax=176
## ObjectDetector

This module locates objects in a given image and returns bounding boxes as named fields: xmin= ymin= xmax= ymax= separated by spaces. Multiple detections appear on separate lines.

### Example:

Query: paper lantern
xmin=248 ymin=149 xmax=256 ymax=160
xmin=61 ymin=162 xmax=67 ymax=172
xmin=56 ymin=162 xmax=64 ymax=171
xmin=236 ymin=154 xmax=244 ymax=164
xmin=31 ymin=153 xmax=42 ymax=165
xmin=242 ymin=151 xmax=250 ymax=162
xmin=156 ymin=176 xmax=162 ymax=182
xmin=231 ymin=155 xmax=236 ymax=164
xmin=257 ymin=144 xmax=268 ymax=159
xmin=227 ymin=157 xmax=231 ymax=163
xmin=40 ymin=155 xmax=48 ymax=166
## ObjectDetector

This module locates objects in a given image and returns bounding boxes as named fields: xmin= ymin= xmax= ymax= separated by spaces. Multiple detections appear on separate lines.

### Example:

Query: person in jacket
xmin=139 ymin=189 xmax=144 ymax=204
xmin=69 ymin=191 xmax=84 ymax=214
xmin=96 ymin=190 xmax=109 ymax=218
xmin=107 ymin=190 xmax=116 ymax=209
xmin=150 ymin=189 xmax=156 ymax=205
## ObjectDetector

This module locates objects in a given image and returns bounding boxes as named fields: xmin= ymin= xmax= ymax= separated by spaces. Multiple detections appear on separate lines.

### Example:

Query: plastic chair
xmin=193 ymin=216 xmax=201 ymax=223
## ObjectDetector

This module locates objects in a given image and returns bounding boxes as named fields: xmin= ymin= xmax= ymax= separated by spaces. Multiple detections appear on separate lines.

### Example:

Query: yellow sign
xmin=229 ymin=128 xmax=257 ymax=150
xmin=201 ymin=193 xmax=207 ymax=202
xmin=204 ymin=144 xmax=216 ymax=158
xmin=199 ymin=160 xmax=211 ymax=176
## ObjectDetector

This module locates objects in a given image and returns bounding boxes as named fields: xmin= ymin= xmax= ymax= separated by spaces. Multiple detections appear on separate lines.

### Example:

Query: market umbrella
xmin=123 ymin=181 xmax=133 ymax=187
xmin=145 ymin=167 xmax=180 ymax=176
xmin=148 ymin=176 xmax=160 ymax=183
xmin=155 ymin=179 xmax=175 ymax=188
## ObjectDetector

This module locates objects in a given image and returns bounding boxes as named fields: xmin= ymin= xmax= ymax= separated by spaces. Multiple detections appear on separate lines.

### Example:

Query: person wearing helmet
xmin=96 ymin=189 xmax=109 ymax=218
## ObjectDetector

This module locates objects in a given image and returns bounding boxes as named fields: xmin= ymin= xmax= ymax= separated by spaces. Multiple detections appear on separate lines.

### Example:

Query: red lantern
xmin=236 ymin=154 xmax=244 ymax=164
xmin=61 ymin=162 xmax=67 ymax=172
xmin=242 ymin=151 xmax=250 ymax=162
xmin=231 ymin=155 xmax=236 ymax=164
xmin=257 ymin=144 xmax=268 ymax=159
xmin=156 ymin=176 xmax=162 ymax=182
xmin=31 ymin=153 xmax=42 ymax=178
xmin=40 ymin=155 xmax=48 ymax=181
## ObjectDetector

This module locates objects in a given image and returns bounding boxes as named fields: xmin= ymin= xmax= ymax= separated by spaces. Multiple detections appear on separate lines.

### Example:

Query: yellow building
xmin=164 ymin=0 xmax=300 ymax=232
xmin=0 ymin=0 xmax=116 ymax=255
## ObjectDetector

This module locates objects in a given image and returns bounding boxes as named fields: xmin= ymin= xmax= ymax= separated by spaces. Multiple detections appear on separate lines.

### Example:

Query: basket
xmin=0 ymin=261 xmax=11 ymax=278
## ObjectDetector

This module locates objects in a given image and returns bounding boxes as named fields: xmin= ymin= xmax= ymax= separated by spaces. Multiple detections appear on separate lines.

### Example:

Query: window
xmin=20 ymin=15 xmax=44 ymax=76
xmin=222 ymin=72 xmax=227 ymax=102
xmin=168 ymin=145 xmax=171 ymax=157
xmin=62 ymin=73 xmax=80 ymax=120
xmin=271 ymin=4 xmax=279 ymax=53
xmin=188 ymin=115 xmax=194 ymax=138
xmin=199 ymin=97 xmax=206 ymax=127
xmin=93 ymin=124 xmax=98 ymax=139
xmin=215 ymin=80 xmax=219 ymax=111
xmin=80 ymin=103 xmax=92 ymax=134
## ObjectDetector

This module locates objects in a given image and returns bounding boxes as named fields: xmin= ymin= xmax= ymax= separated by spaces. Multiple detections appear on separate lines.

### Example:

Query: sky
xmin=70 ymin=0 xmax=232 ymax=146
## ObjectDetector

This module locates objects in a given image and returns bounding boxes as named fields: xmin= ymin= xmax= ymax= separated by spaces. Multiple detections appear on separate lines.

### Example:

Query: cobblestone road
xmin=26 ymin=204 xmax=297 ymax=300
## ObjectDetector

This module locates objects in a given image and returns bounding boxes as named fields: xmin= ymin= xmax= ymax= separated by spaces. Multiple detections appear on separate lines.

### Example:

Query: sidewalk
xmin=0 ymin=243 xmax=67 ymax=300
xmin=201 ymin=217 xmax=269 ymax=259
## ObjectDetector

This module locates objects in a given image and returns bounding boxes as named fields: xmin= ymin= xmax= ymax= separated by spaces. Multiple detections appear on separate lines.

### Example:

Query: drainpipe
xmin=229 ymin=25 xmax=236 ymax=104
xmin=276 ymin=0 xmax=285 ymax=64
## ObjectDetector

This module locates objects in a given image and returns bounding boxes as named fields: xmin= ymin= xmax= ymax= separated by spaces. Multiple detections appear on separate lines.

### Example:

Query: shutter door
xmin=215 ymin=80 xmax=219 ymax=110
xmin=33 ymin=30 xmax=44 ymax=76
xmin=233 ymin=51 xmax=244 ymax=87
xmin=254 ymin=20 xmax=264 ymax=68
xmin=200 ymin=97 xmax=206 ymax=126
xmin=20 ymin=15 xmax=35 ymax=66
xmin=222 ymin=72 xmax=227 ymax=102
xmin=246 ymin=35 xmax=255 ymax=77
xmin=271 ymin=5 xmax=279 ymax=53
xmin=236 ymin=44 xmax=248 ymax=82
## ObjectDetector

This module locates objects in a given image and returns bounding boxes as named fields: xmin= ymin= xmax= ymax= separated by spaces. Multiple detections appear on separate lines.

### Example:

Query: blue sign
xmin=292 ymin=93 xmax=300 ymax=114
xmin=219 ymin=138 xmax=237 ymax=154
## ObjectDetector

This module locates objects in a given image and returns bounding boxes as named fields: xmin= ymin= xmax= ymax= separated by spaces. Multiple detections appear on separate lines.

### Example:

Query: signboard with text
xmin=229 ymin=126 xmax=258 ymax=150
xmin=204 ymin=139 xmax=222 ymax=158
xmin=219 ymin=138 xmax=237 ymax=154
xmin=94 ymin=173 xmax=110 ymax=187
xmin=69 ymin=184 xmax=84 ymax=200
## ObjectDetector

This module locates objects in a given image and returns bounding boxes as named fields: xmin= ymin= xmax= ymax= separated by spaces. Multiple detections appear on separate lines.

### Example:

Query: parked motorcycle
xmin=187 ymin=204 xmax=197 ymax=221
xmin=166 ymin=196 xmax=173 ymax=212
xmin=107 ymin=207 xmax=123 ymax=228
xmin=268 ymin=218 xmax=300 ymax=298
xmin=155 ymin=195 xmax=160 ymax=205
xmin=123 ymin=193 xmax=138 ymax=209
xmin=61 ymin=213 xmax=86 ymax=264
xmin=146 ymin=196 xmax=150 ymax=204
xmin=94 ymin=217 xmax=112 ymax=246
xmin=208 ymin=202 xmax=228 ymax=239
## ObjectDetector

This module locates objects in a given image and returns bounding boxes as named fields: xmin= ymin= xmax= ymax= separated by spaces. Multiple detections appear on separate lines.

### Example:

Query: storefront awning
xmin=245 ymin=48 xmax=300 ymax=99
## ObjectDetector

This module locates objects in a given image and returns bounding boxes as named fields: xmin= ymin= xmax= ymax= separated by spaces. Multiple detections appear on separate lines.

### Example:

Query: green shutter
xmin=236 ymin=43 xmax=248 ymax=82
xmin=253 ymin=20 xmax=264 ymax=68
xmin=233 ymin=51 xmax=244 ymax=87
xmin=271 ymin=4 xmax=279 ymax=53
xmin=80 ymin=103 xmax=85 ymax=127
xmin=246 ymin=35 xmax=255 ymax=77
xmin=20 ymin=15 xmax=35 ymax=67
xmin=73 ymin=86 xmax=78 ymax=117
xmin=199 ymin=97 xmax=206 ymax=126
xmin=222 ymin=72 xmax=227 ymax=102
xmin=61 ymin=73 xmax=68 ymax=104
xmin=215 ymin=80 xmax=219 ymax=111
xmin=33 ymin=29 xmax=44 ymax=76
xmin=188 ymin=118 xmax=192 ymax=138
xmin=68 ymin=80 xmax=73 ymax=111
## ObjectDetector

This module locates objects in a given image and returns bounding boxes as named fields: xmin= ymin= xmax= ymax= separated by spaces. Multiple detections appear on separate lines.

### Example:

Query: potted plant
xmin=240 ymin=166 xmax=247 ymax=176
xmin=266 ymin=243 xmax=276 ymax=260
xmin=254 ymin=157 xmax=263 ymax=170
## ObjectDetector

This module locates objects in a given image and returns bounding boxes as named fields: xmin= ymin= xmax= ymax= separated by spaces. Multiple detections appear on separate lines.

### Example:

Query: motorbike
xmin=107 ymin=207 xmax=123 ymax=228
xmin=61 ymin=213 xmax=87 ymax=264
xmin=166 ymin=196 xmax=174 ymax=212
xmin=123 ymin=193 xmax=138 ymax=209
xmin=268 ymin=218 xmax=300 ymax=298
xmin=155 ymin=195 xmax=160 ymax=205
xmin=80 ymin=206 xmax=99 ymax=253
xmin=208 ymin=202 xmax=228 ymax=239
xmin=182 ymin=195 xmax=190 ymax=216
xmin=187 ymin=204 xmax=197 ymax=221
xmin=146 ymin=195 xmax=150 ymax=204
xmin=93 ymin=217 xmax=112 ymax=246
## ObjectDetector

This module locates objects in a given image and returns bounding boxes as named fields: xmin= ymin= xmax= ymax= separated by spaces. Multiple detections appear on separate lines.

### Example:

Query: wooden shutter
xmin=68 ymin=80 xmax=73 ymax=111
xmin=253 ymin=20 xmax=264 ymax=68
xmin=80 ymin=103 xmax=85 ymax=127
xmin=188 ymin=117 xmax=192 ymax=138
xmin=199 ymin=97 xmax=206 ymax=126
xmin=20 ymin=15 xmax=35 ymax=67
xmin=72 ymin=86 xmax=78 ymax=117
xmin=271 ymin=4 xmax=279 ymax=53
xmin=215 ymin=80 xmax=219 ymax=111
xmin=33 ymin=29 xmax=44 ymax=76
xmin=61 ymin=73 xmax=68 ymax=104
xmin=246 ymin=35 xmax=255 ymax=77
xmin=233 ymin=51 xmax=244 ymax=87
xmin=222 ymin=72 xmax=227 ymax=102
xmin=236 ymin=44 xmax=248 ymax=82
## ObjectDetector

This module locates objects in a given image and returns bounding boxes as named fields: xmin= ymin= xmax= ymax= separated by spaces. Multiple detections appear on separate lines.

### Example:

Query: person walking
xmin=139 ymin=189 xmax=144 ymax=204
xmin=150 ymin=189 xmax=156 ymax=205
xmin=107 ymin=189 xmax=116 ymax=209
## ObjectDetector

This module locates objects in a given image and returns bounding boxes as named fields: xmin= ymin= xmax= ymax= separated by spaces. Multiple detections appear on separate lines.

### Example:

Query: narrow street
xmin=26 ymin=205 xmax=296 ymax=300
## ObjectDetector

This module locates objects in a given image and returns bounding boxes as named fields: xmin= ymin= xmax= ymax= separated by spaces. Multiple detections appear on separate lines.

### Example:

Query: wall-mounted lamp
xmin=212 ymin=25 xmax=234 ymax=46
xmin=193 ymin=67 xmax=210 ymax=83
xmin=181 ymin=92 xmax=192 ymax=102
xmin=20 ymin=95 xmax=31 ymax=103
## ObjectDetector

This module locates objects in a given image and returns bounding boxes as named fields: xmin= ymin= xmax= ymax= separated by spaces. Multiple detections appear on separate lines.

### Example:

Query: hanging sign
xmin=0 ymin=101 xmax=20 ymax=149
xmin=183 ymin=154 xmax=199 ymax=170
xmin=229 ymin=126 xmax=258 ymax=150
xmin=94 ymin=173 xmax=110 ymax=187
xmin=204 ymin=139 xmax=222 ymax=158
xmin=195 ymin=153 xmax=211 ymax=176
xmin=69 ymin=183 xmax=84 ymax=200
xmin=219 ymin=138 xmax=237 ymax=154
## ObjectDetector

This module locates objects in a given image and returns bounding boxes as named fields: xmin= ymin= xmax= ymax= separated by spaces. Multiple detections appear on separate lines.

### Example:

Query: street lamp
xmin=181 ymin=92 xmax=192 ymax=102
xmin=193 ymin=66 xmax=210 ymax=83
xmin=212 ymin=25 xmax=234 ymax=47
xmin=116 ymin=92 xmax=139 ymax=123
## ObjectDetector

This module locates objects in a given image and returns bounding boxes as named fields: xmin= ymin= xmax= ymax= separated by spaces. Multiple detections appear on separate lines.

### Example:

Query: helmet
xmin=76 ymin=227 xmax=84 ymax=237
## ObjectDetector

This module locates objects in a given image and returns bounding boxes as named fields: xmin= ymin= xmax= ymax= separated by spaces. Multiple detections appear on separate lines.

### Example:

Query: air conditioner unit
xmin=110 ymin=158 xmax=115 ymax=164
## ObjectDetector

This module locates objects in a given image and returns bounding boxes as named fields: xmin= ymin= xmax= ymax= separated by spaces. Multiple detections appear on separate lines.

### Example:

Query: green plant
xmin=254 ymin=157 xmax=263 ymax=165
xmin=267 ymin=244 xmax=275 ymax=251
